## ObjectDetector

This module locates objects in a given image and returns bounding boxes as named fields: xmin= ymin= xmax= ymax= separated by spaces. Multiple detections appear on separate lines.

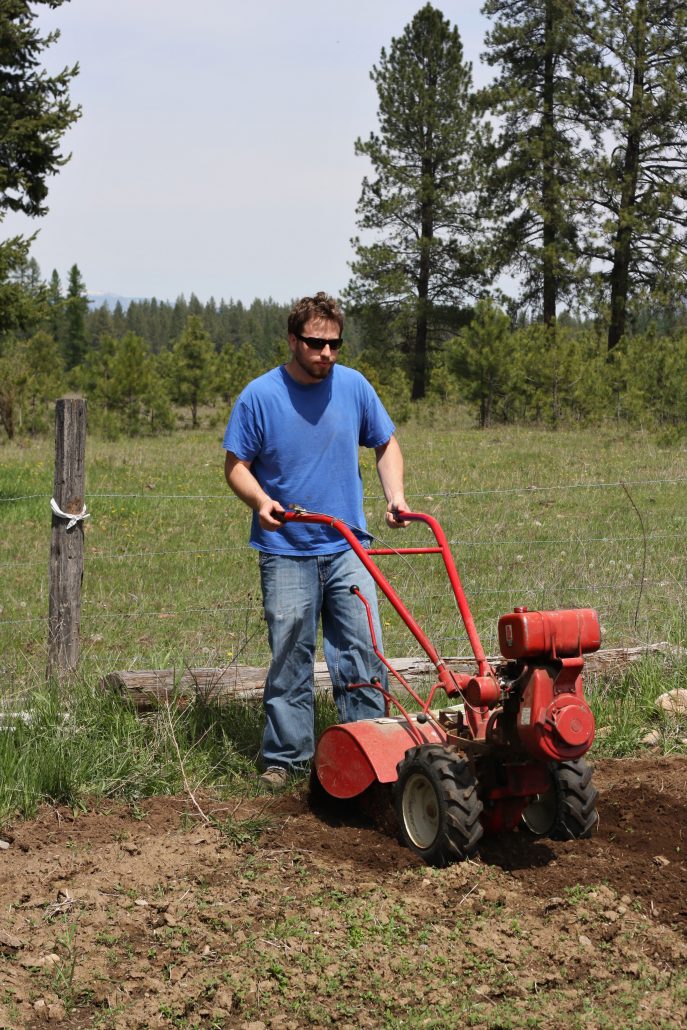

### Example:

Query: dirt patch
xmin=0 ymin=757 xmax=685 ymax=1029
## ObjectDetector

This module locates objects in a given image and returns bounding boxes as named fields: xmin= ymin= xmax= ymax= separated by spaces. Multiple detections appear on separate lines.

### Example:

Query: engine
xmin=494 ymin=607 xmax=600 ymax=762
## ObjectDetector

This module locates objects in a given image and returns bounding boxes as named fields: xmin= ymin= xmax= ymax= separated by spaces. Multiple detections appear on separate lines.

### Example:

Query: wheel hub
xmin=401 ymin=772 xmax=440 ymax=849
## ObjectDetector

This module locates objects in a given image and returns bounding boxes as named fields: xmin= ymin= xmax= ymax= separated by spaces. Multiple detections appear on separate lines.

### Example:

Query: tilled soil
xmin=0 ymin=756 xmax=685 ymax=1029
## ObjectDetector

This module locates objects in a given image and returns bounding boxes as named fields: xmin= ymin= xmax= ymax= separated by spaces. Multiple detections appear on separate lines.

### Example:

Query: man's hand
xmin=225 ymin=453 xmax=286 ymax=531
xmin=257 ymin=498 xmax=286 ymax=531
xmin=385 ymin=500 xmax=410 ymax=529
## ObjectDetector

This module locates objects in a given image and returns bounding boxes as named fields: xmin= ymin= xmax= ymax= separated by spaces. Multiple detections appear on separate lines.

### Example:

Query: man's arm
xmin=374 ymin=435 xmax=410 ymax=529
xmin=224 ymin=452 xmax=285 ymax=531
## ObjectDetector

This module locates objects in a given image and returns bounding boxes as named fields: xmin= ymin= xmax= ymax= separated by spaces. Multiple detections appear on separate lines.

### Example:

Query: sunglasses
xmin=295 ymin=334 xmax=343 ymax=351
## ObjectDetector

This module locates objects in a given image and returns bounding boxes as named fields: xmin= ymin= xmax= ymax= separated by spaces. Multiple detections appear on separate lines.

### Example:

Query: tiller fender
xmin=314 ymin=717 xmax=445 ymax=799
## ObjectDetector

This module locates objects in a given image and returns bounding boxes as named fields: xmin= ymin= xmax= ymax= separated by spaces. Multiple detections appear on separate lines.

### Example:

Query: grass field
xmin=2 ymin=408 xmax=686 ymax=671
xmin=1 ymin=407 xmax=686 ymax=817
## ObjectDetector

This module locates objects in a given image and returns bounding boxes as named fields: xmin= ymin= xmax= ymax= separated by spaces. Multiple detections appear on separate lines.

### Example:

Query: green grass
xmin=1 ymin=407 xmax=686 ymax=818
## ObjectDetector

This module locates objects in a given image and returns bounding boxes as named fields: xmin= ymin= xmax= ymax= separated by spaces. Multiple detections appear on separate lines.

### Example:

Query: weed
xmin=564 ymin=883 xmax=597 ymax=903
xmin=51 ymin=918 xmax=80 ymax=1012
xmin=211 ymin=812 xmax=270 ymax=846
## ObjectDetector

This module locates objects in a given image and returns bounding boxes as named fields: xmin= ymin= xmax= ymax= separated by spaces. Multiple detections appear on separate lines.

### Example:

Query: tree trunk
xmin=412 ymin=174 xmax=434 ymax=401
xmin=542 ymin=0 xmax=558 ymax=328
xmin=0 ymin=392 xmax=15 ymax=440
xmin=607 ymin=2 xmax=646 ymax=353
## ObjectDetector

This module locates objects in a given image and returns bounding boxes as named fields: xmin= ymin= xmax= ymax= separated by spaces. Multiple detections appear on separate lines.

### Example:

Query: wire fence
xmin=2 ymin=474 xmax=686 ymax=688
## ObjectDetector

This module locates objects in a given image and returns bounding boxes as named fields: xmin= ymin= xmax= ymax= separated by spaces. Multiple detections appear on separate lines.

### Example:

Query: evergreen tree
xmin=447 ymin=298 xmax=516 ymax=427
xmin=583 ymin=0 xmax=687 ymax=351
xmin=0 ymin=335 xmax=28 ymax=437
xmin=22 ymin=328 xmax=64 ymax=432
xmin=86 ymin=303 xmax=111 ymax=351
xmin=46 ymin=267 xmax=64 ymax=340
xmin=347 ymin=3 xmax=484 ymax=400
xmin=63 ymin=262 xmax=88 ymax=368
xmin=107 ymin=332 xmax=167 ymax=435
xmin=171 ymin=314 xmax=216 ymax=427
xmin=0 ymin=0 xmax=80 ymax=333
xmin=479 ymin=0 xmax=606 ymax=324
xmin=217 ymin=340 xmax=263 ymax=405
xmin=110 ymin=300 xmax=126 ymax=338
xmin=77 ymin=331 xmax=173 ymax=436
xmin=9 ymin=253 xmax=42 ymax=294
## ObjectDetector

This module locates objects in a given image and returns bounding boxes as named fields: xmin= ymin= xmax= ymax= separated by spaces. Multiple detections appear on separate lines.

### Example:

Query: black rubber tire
xmin=521 ymin=758 xmax=598 ymax=840
xmin=394 ymin=745 xmax=483 ymax=866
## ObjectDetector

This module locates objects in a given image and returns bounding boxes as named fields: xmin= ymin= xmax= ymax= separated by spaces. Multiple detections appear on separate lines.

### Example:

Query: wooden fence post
xmin=47 ymin=398 xmax=87 ymax=681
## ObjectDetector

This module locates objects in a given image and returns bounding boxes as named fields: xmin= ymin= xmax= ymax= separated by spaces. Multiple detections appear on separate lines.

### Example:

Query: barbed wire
xmin=2 ymin=578 xmax=681 ymax=629
xmin=0 ymin=603 xmax=264 ymax=627
xmin=2 ymin=477 xmax=685 ymax=649
xmin=2 ymin=475 xmax=687 ymax=506
xmin=2 ymin=529 xmax=685 ymax=571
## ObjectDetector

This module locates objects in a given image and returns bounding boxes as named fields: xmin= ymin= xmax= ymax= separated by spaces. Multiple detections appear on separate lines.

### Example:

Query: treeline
xmin=2 ymin=260 xmax=687 ymax=441
xmin=0 ymin=263 xmax=292 ymax=438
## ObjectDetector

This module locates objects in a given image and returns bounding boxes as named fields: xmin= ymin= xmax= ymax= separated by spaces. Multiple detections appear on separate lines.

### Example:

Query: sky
xmin=5 ymin=1 xmax=493 ymax=306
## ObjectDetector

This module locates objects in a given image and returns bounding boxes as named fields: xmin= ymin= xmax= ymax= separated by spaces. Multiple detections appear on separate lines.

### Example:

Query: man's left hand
xmin=385 ymin=501 xmax=410 ymax=529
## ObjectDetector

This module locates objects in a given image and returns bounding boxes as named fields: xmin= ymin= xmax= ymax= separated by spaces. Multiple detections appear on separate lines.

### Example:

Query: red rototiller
xmin=283 ymin=509 xmax=600 ymax=867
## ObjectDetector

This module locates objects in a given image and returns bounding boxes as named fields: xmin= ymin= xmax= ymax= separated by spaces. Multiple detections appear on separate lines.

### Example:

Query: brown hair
xmin=287 ymin=292 xmax=344 ymax=337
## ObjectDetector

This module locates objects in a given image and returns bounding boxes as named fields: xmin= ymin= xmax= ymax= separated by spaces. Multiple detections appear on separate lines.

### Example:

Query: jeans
xmin=258 ymin=547 xmax=387 ymax=770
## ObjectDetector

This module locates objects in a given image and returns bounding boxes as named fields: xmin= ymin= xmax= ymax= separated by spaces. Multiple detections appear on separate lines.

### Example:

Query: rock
xmin=543 ymin=896 xmax=565 ymax=912
xmin=656 ymin=688 xmax=687 ymax=717
xmin=31 ymin=998 xmax=64 ymax=1022
xmin=20 ymin=952 xmax=60 ymax=969
xmin=653 ymin=855 xmax=670 ymax=867
xmin=214 ymin=987 xmax=234 ymax=1010
xmin=640 ymin=729 xmax=661 ymax=746
xmin=0 ymin=929 xmax=23 ymax=949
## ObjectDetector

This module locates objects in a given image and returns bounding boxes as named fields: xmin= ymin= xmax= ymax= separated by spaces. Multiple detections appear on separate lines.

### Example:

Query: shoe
xmin=259 ymin=766 xmax=289 ymax=791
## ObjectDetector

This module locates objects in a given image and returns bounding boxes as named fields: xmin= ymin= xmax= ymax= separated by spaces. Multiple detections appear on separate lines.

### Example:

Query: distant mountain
xmin=87 ymin=292 xmax=146 ymax=311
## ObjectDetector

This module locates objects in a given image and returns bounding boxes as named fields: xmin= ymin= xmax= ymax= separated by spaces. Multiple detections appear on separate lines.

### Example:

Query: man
xmin=224 ymin=291 xmax=409 ymax=789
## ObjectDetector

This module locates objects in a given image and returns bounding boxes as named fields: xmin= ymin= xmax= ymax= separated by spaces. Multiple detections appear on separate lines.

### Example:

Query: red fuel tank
xmin=498 ymin=607 xmax=601 ymax=660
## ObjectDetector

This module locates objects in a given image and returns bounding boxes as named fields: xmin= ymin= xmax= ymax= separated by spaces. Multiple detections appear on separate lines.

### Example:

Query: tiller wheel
xmin=283 ymin=509 xmax=601 ymax=866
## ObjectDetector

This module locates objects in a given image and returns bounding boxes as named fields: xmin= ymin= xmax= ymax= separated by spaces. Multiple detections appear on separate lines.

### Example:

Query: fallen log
xmin=100 ymin=642 xmax=681 ymax=712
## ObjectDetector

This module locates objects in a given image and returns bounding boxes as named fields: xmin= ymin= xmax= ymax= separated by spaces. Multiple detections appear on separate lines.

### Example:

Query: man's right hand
xmin=257 ymin=498 xmax=286 ymax=531
xmin=225 ymin=454 xmax=286 ymax=530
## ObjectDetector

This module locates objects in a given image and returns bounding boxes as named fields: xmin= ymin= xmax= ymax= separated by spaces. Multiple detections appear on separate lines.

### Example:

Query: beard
xmin=293 ymin=347 xmax=334 ymax=381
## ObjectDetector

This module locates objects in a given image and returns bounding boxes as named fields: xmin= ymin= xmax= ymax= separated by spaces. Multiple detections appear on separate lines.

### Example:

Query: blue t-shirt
xmin=223 ymin=364 xmax=395 ymax=555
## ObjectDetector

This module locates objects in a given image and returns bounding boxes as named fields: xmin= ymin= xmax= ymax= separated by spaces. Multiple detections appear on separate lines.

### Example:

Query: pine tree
xmin=63 ymin=263 xmax=88 ymax=369
xmin=0 ymin=1 xmax=80 ymax=333
xmin=172 ymin=315 xmax=217 ymax=427
xmin=447 ymin=298 xmax=516 ymax=427
xmin=583 ymin=0 xmax=687 ymax=351
xmin=347 ymin=3 xmax=484 ymax=400
xmin=23 ymin=328 xmax=64 ymax=432
xmin=479 ymin=0 xmax=606 ymax=324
